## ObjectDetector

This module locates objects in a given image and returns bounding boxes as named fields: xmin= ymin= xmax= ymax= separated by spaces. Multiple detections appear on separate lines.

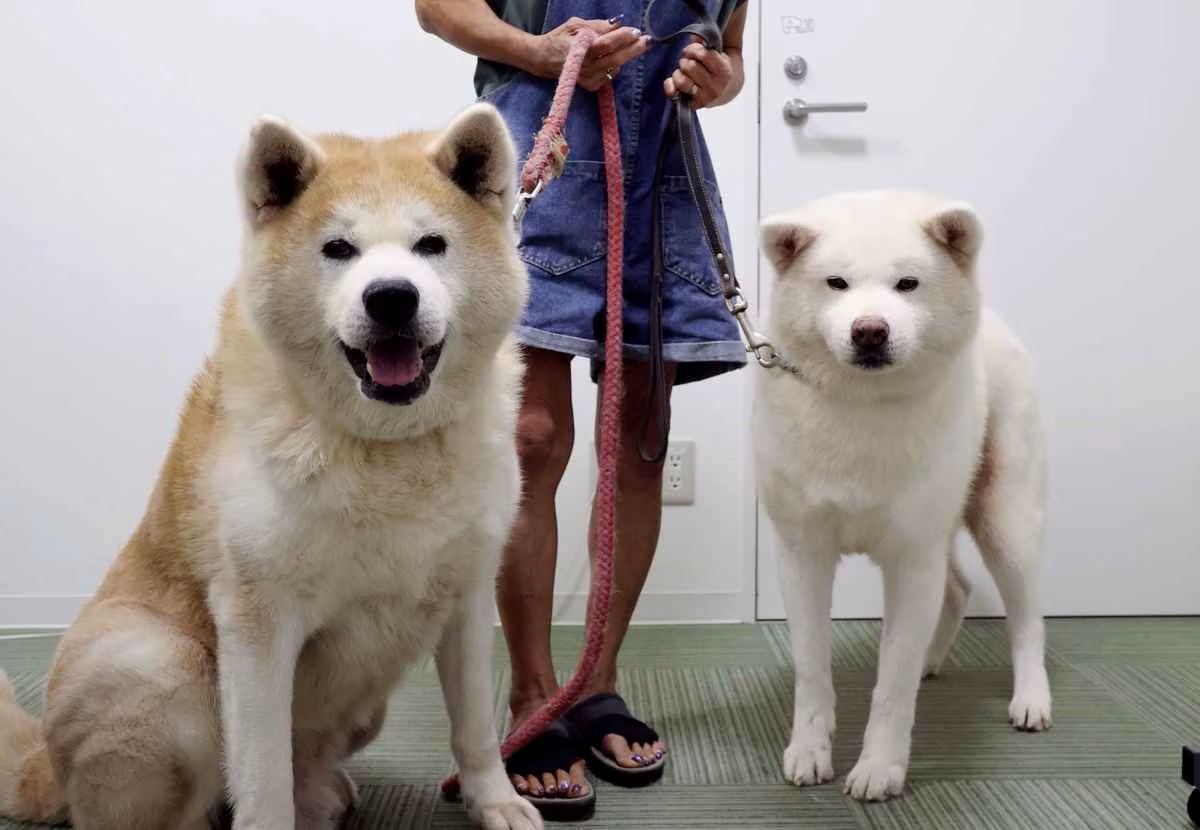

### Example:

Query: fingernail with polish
xmin=607 ymin=14 xmax=624 ymax=23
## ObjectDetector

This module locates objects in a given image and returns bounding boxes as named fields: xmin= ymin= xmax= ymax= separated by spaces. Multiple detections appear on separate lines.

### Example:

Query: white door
xmin=755 ymin=1 xmax=1200 ymax=620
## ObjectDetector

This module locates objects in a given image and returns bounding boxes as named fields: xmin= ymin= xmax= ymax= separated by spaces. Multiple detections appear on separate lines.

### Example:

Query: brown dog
xmin=0 ymin=103 xmax=540 ymax=830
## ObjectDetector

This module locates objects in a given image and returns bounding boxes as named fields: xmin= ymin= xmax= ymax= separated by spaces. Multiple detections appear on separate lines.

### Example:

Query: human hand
xmin=530 ymin=17 xmax=650 ymax=91
xmin=662 ymin=39 xmax=738 ymax=108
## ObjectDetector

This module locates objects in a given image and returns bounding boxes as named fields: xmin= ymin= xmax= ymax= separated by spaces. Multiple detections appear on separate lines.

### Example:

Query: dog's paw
xmin=783 ymin=732 xmax=835 ymax=787
xmin=1009 ymin=681 xmax=1052 ymax=732
xmin=472 ymin=796 xmax=542 ymax=830
xmin=843 ymin=755 xmax=907 ymax=802
xmin=461 ymin=768 xmax=543 ymax=830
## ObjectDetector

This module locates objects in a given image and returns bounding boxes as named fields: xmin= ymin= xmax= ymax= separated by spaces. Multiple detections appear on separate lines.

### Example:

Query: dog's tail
xmin=0 ymin=670 xmax=67 ymax=824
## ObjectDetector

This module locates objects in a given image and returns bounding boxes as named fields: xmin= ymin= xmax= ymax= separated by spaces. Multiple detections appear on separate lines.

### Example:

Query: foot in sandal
xmin=565 ymin=693 xmax=666 ymax=787
xmin=505 ymin=718 xmax=595 ymax=822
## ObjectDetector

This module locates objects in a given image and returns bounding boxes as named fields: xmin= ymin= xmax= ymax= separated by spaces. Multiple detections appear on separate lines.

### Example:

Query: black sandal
xmin=565 ymin=693 xmax=666 ymax=788
xmin=504 ymin=718 xmax=596 ymax=822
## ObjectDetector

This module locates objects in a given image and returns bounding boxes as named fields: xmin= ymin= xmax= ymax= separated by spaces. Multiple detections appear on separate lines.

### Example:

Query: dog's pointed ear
xmin=760 ymin=216 xmax=817 ymax=274
xmin=923 ymin=202 xmax=983 ymax=266
xmin=427 ymin=103 xmax=517 ymax=220
xmin=240 ymin=115 xmax=325 ymax=225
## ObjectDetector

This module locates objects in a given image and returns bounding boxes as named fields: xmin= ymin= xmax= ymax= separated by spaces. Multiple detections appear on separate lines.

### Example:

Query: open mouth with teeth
xmin=340 ymin=337 xmax=444 ymax=405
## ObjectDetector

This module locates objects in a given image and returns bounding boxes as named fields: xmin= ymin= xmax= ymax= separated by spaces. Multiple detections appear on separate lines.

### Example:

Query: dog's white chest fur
xmin=211 ymin=404 xmax=517 ymax=633
xmin=756 ymin=344 xmax=986 ymax=555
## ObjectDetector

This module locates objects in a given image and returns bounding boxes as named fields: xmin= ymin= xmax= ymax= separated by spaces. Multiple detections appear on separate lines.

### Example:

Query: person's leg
xmin=497 ymin=347 xmax=588 ymax=798
xmin=581 ymin=359 xmax=676 ymax=767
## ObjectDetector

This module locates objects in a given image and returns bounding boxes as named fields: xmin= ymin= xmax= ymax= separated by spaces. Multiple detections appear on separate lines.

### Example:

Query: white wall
xmin=0 ymin=1 xmax=760 ymax=626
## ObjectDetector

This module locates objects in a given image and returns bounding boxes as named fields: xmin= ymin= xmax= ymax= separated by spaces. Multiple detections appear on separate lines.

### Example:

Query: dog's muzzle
xmin=340 ymin=279 xmax=445 ymax=405
xmin=850 ymin=316 xmax=892 ymax=370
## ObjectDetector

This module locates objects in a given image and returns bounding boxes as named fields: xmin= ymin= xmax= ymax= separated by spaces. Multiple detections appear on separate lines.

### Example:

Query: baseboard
xmin=0 ymin=591 xmax=750 ymax=629
xmin=0 ymin=594 xmax=88 ymax=629
xmin=544 ymin=591 xmax=747 ymax=625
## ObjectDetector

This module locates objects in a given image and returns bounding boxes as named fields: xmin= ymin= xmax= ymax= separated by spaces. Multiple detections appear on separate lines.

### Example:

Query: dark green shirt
xmin=473 ymin=0 xmax=746 ymax=98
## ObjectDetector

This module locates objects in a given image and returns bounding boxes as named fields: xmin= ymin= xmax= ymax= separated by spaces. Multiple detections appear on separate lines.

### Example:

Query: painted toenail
xmin=559 ymin=782 xmax=569 ymax=793
xmin=654 ymin=750 xmax=663 ymax=759
xmin=632 ymin=755 xmax=644 ymax=763
xmin=571 ymin=784 xmax=582 ymax=795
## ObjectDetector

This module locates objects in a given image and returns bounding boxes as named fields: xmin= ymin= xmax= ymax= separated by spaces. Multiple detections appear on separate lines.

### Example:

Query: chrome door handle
xmin=783 ymin=98 xmax=868 ymax=125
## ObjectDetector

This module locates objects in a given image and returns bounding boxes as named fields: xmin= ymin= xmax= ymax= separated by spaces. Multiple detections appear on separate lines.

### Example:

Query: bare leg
xmin=496 ymin=348 xmax=584 ymax=798
xmin=580 ymin=360 xmax=676 ymax=767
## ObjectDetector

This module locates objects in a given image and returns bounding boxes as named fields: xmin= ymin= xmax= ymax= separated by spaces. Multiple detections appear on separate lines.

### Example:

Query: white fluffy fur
xmin=755 ymin=190 xmax=1052 ymax=802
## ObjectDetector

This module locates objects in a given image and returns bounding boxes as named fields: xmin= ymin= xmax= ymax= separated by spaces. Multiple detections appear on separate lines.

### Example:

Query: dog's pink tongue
xmin=367 ymin=340 xmax=422 ymax=387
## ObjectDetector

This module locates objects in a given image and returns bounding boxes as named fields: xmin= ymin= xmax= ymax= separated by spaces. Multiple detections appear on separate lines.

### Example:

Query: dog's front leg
xmin=436 ymin=570 xmax=542 ymax=830
xmin=845 ymin=547 xmax=947 ymax=802
xmin=777 ymin=533 xmax=839 ymax=787
xmin=212 ymin=581 xmax=306 ymax=830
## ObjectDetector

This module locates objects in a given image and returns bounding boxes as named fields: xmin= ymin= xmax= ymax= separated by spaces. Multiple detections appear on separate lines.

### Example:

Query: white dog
xmin=754 ymin=190 xmax=1052 ymax=802
xmin=0 ymin=104 xmax=541 ymax=830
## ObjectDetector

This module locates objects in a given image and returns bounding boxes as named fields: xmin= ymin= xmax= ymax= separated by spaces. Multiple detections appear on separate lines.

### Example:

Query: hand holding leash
xmin=663 ymin=38 xmax=737 ymax=108
xmin=530 ymin=17 xmax=650 ymax=91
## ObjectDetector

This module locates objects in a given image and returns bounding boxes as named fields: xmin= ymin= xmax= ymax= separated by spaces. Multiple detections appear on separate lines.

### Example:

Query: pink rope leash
xmin=519 ymin=28 xmax=597 ymax=192
xmin=442 ymin=27 xmax=624 ymax=799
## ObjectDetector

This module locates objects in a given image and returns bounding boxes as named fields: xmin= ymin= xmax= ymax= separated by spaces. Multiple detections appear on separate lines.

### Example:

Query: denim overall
xmin=480 ymin=0 xmax=746 ymax=385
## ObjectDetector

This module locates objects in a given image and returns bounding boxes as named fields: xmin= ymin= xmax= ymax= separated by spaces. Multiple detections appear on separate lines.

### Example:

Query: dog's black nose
xmin=851 ymin=317 xmax=889 ymax=349
xmin=363 ymin=280 xmax=420 ymax=331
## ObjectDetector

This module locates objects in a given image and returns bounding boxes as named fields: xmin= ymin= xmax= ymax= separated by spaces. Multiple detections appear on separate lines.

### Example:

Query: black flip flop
xmin=565 ymin=693 xmax=666 ymax=788
xmin=504 ymin=718 xmax=596 ymax=822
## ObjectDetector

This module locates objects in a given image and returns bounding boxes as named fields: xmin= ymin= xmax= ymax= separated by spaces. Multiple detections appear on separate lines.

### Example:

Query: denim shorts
xmin=481 ymin=0 xmax=747 ymax=386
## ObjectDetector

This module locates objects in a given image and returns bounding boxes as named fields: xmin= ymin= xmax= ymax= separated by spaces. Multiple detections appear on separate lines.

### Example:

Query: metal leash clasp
xmin=511 ymin=179 xmax=544 ymax=235
xmin=718 ymin=260 xmax=802 ymax=375
xmin=725 ymin=287 xmax=780 ymax=369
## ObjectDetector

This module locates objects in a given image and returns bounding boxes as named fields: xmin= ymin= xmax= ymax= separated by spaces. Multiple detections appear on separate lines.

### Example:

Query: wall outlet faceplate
xmin=662 ymin=440 xmax=696 ymax=505
xmin=590 ymin=439 xmax=695 ymax=505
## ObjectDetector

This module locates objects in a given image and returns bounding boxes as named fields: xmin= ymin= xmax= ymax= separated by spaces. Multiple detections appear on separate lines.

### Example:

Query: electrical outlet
xmin=593 ymin=439 xmax=695 ymax=505
xmin=662 ymin=440 xmax=695 ymax=505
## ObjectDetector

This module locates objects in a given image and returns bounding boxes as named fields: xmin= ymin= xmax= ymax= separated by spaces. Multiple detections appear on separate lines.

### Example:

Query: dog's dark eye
xmin=322 ymin=239 xmax=359 ymax=261
xmin=413 ymin=234 xmax=447 ymax=256
xmin=826 ymin=277 xmax=849 ymax=291
xmin=895 ymin=277 xmax=920 ymax=293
